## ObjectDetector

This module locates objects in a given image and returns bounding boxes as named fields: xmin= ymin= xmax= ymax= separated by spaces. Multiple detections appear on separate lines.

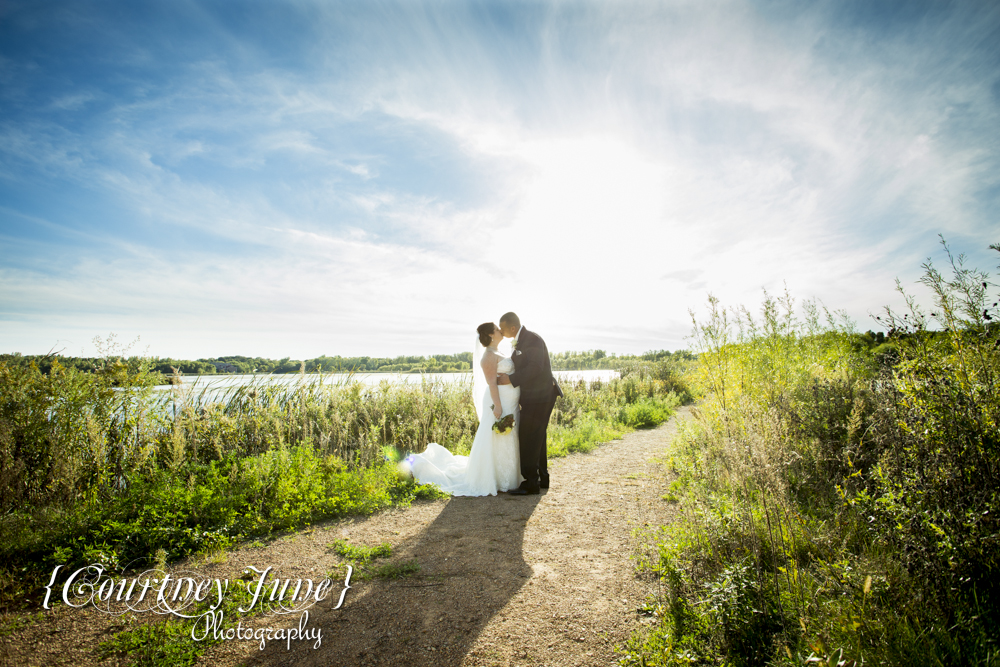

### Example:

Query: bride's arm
xmin=481 ymin=353 xmax=503 ymax=420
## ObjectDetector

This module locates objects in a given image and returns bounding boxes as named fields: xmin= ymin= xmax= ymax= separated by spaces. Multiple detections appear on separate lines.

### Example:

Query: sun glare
xmin=508 ymin=136 xmax=667 ymax=258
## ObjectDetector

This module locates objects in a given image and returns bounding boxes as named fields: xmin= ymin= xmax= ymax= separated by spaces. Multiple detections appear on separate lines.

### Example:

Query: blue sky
xmin=1 ymin=0 xmax=998 ymax=359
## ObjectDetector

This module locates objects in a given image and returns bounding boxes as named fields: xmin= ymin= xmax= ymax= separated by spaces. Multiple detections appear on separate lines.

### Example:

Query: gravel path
xmin=2 ymin=406 xmax=690 ymax=667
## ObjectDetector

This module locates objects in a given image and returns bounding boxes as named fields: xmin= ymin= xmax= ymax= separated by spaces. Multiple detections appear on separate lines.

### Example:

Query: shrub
xmin=622 ymin=240 xmax=1000 ymax=666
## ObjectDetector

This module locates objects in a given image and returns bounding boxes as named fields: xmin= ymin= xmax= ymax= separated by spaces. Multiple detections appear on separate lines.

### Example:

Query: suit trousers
xmin=518 ymin=385 xmax=558 ymax=487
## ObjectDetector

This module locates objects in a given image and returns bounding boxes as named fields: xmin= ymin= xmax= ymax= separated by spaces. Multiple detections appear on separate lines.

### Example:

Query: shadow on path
xmin=243 ymin=492 xmax=542 ymax=666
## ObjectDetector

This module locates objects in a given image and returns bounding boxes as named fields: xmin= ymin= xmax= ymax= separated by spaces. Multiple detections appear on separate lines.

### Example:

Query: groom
xmin=496 ymin=312 xmax=563 ymax=495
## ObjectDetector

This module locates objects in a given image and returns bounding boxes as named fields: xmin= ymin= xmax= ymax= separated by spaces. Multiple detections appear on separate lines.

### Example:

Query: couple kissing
xmin=403 ymin=312 xmax=563 ymax=497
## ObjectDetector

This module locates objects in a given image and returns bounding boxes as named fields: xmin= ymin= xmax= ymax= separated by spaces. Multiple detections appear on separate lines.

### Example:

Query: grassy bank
xmin=0 ymin=355 xmax=689 ymax=609
xmin=621 ymin=241 xmax=999 ymax=666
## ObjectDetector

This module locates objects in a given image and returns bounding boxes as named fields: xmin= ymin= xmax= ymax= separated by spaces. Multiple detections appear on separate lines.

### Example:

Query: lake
xmin=152 ymin=369 xmax=619 ymax=393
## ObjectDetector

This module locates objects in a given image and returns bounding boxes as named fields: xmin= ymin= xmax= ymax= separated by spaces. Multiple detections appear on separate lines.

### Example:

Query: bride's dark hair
xmin=477 ymin=322 xmax=496 ymax=347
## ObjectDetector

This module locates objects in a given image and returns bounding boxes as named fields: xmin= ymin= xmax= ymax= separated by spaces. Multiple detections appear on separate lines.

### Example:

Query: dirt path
xmin=3 ymin=407 xmax=690 ymax=667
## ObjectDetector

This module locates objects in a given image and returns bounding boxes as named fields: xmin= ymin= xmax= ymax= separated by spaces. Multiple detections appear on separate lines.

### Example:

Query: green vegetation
xmin=307 ymin=353 xmax=472 ymax=373
xmin=550 ymin=348 xmax=695 ymax=370
xmin=330 ymin=539 xmax=393 ymax=565
xmin=547 ymin=360 xmax=692 ymax=456
xmin=97 ymin=573 xmax=269 ymax=666
xmin=0 ymin=351 xmax=473 ymax=384
xmin=330 ymin=539 xmax=420 ymax=580
xmin=100 ymin=614 xmax=206 ymax=666
xmin=368 ymin=559 xmax=421 ymax=579
xmin=621 ymin=239 xmax=1000 ymax=666
xmin=0 ymin=336 xmax=688 ymax=612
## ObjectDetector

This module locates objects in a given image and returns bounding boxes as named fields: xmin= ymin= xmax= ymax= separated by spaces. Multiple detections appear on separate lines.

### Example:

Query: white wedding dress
xmin=404 ymin=354 xmax=522 ymax=496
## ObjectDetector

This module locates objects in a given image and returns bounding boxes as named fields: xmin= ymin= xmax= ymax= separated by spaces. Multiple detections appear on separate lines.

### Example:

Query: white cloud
xmin=2 ymin=1 xmax=998 ymax=357
xmin=339 ymin=162 xmax=370 ymax=178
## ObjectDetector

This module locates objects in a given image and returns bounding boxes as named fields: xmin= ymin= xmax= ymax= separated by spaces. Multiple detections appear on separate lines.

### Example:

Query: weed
xmin=329 ymin=539 xmax=417 ymax=580
xmin=98 ymin=578 xmax=259 ymax=666
xmin=368 ymin=560 xmax=420 ymax=580
xmin=330 ymin=540 xmax=392 ymax=565
xmin=619 ymin=240 xmax=1000 ymax=666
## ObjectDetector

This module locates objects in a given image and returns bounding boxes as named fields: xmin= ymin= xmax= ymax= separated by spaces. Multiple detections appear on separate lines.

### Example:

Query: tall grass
xmin=622 ymin=240 xmax=1000 ymax=666
xmin=0 ymin=345 xmax=689 ymax=609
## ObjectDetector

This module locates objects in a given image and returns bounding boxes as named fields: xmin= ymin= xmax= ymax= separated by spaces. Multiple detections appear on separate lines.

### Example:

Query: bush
xmin=619 ymin=396 xmax=681 ymax=428
xmin=622 ymin=240 xmax=1000 ymax=666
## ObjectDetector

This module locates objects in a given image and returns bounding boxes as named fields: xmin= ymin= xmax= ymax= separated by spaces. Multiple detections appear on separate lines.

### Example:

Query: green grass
xmin=330 ymin=539 xmax=393 ymax=565
xmin=329 ymin=539 xmax=419 ymax=580
xmin=0 ymin=611 xmax=42 ymax=638
xmin=619 ymin=239 xmax=1000 ymax=667
xmin=0 ymin=346 xmax=688 ymax=611
xmin=2 ymin=450 xmax=442 ymax=593
xmin=99 ymin=617 xmax=205 ymax=667
xmin=548 ymin=416 xmax=628 ymax=456
xmin=367 ymin=560 xmax=420 ymax=580
xmin=98 ymin=577 xmax=260 ymax=667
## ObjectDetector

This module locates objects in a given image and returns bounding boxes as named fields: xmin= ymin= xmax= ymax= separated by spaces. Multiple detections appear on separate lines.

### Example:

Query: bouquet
xmin=491 ymin=406 xmax=515 ymax=434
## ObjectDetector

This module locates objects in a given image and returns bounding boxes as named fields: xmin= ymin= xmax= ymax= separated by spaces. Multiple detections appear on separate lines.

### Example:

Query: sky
xmin=1 ymin=0 xmax=998 ymax=360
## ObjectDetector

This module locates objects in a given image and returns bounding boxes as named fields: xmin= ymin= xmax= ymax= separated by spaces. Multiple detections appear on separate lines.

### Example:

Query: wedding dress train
xmin=404 ymin=355 xmax=521 ymax=496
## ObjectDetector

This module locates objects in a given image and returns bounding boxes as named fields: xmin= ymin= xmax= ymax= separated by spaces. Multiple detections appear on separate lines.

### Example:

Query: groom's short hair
xmin=500 ymin=312 xmax=520 ymax=328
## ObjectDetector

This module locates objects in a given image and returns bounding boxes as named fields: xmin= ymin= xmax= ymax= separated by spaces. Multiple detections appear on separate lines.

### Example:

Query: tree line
xmin=0 ymin=352 xmax=475 ymax=378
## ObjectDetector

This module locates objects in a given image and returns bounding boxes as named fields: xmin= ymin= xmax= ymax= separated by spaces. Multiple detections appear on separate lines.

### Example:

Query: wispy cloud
xmin=1 ymin=0 xmax=998 ymax=357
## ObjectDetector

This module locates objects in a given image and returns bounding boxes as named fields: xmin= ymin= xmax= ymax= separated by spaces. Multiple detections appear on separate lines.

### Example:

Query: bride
xmin=403 ymin=322 xmax=522 ymax=496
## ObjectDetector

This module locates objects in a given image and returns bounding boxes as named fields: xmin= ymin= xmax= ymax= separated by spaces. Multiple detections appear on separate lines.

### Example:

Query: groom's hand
xmin=497 ymin=373 xmax=511 ymax=385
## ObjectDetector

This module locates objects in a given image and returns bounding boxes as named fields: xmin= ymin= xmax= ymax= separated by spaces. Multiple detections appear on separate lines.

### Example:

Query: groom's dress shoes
xmin=539 ymin=473 xmax=550 ymax=489
xmin=509 ymin=484 xmax=540 ymax=495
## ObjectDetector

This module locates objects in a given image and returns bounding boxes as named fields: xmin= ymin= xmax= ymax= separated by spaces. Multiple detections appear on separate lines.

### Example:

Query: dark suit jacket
xmin=508 ymin=327 xmax=564 ymax=405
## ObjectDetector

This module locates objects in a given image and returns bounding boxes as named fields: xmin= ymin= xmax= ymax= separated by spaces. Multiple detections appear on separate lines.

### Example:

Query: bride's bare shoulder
xmin=480 ymin=349 xmax=500 ymax=368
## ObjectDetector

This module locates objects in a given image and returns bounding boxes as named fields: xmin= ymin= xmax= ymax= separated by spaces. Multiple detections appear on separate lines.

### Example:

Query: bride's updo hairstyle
xmin=477 ymin=322 xmax=496 ymax=347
